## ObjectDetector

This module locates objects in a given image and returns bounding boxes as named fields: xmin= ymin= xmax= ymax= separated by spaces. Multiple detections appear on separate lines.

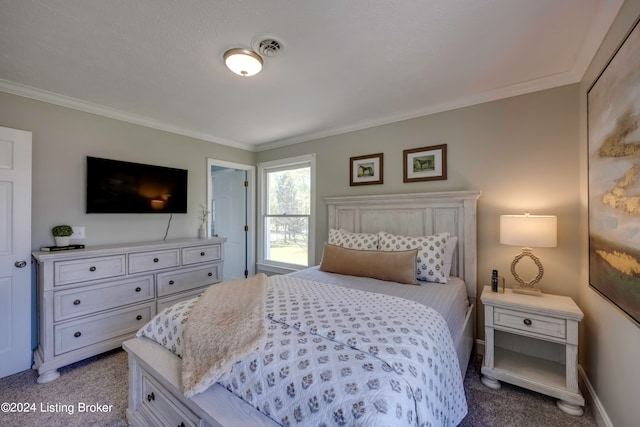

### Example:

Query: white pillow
xmin=328 ymin=228 xmax=378 ymax=250
xmin=378 ymin=231 xmax=450 ymax=283
xmin=443 ymin=236 xmax=458 ymax=281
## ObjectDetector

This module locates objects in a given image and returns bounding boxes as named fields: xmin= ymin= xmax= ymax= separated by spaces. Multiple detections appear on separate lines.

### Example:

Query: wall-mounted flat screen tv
xmin=86 ymin=156 xmax=188 ymax=214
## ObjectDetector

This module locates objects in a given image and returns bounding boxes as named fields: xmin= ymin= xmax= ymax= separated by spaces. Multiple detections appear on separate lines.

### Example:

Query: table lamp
xmin=500 ymin=213 xmax=557 ymax=296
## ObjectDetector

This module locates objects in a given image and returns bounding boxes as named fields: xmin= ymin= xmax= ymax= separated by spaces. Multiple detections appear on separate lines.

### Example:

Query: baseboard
xmin=578 ymin=366 xmax=613 ymax=427
xmin=476 ymin=339 xmax=611 ymax=426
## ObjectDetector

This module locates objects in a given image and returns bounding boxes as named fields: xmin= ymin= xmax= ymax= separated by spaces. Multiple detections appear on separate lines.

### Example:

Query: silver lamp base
xmin=510 ymin=248 xmax=544 ymax=296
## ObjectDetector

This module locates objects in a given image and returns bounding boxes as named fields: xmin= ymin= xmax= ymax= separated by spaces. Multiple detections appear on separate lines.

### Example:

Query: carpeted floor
xmin=0 ymin=350 xmax=597 ymax=426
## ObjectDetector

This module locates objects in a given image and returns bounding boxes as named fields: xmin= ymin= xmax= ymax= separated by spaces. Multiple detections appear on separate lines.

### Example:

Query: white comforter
xmin=138 ymin=275 xmax=468 ymax=426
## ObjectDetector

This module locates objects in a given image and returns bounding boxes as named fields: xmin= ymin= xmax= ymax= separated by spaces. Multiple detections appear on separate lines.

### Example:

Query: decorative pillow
xmin=319 ymin=243 xmax=418 ymax=285
xmin=328 ymin=228 xmax=378 ymax=250
xmin=378 ymin=231 xmax=450 ymax=283
xmin=443 ymin=236 xmax=458 ymax=280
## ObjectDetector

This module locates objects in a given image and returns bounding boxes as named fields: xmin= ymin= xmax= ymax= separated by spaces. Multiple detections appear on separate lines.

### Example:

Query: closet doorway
xmin=207 ymin=159 xmax=255 ymax=280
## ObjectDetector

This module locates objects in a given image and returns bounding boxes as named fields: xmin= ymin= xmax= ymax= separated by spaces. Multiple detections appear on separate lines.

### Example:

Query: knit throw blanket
xmin=181 ymin=273 xmax=267 ymax=397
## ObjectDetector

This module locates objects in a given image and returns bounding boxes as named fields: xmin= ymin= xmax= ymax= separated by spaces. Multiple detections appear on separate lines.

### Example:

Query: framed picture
xmin=403 ymin=144 xmax=447 ymax=182
xmin=350 ymin=153 xmax=383 ymax=186
xmin=588 ymin=18 xmax=640 ymax=326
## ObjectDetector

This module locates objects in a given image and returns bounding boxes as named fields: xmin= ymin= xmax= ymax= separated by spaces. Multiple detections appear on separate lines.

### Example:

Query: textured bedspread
xmin=138 ymin=275 xmax=467 ymax=426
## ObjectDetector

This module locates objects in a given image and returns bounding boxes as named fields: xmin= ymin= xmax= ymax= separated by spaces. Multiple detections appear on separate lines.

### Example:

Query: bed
xmin=123 ymin=190 xmax=481 ymax=427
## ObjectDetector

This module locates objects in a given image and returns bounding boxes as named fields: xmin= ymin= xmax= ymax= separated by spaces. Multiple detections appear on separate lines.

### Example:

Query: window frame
xmin=257 ymin=154 xmax=316 ymax=274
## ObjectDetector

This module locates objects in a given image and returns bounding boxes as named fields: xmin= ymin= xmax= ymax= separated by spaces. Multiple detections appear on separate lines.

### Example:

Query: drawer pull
xmin=89 ymin=266 xmax=96 ymax=272
xmin=169 ymin=280 xmax=175 ymax=285
xmin=179 ymin=423 xmax=186 ymax=427
xmin=73 ymin=299 xmax=81 ymax=305
xmin=74 ymin=331 xmax=82 ymax=338
xmin=200 ymin=251 xmax=205 ymax=256
xmin=523 ymin=318 xmax=532 ymax=326
xmin=135 ymin=287 xmax=141 ymax=292
xmin=208 ymin=272 xmax=213 ymax=277
xmin=153 ymin=257 xmax=159 ymax=263
xmin=147 ymin=392 xmax=155 ymax=402
xmin=136 ymin=315 xmax=143 ymax=320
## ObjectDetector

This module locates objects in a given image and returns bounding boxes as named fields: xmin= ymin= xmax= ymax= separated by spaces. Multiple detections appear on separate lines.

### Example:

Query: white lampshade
xmin=224 ymin=48 xmax=263 ymax=77
xmin=500 ymin=213 xmax=557 ymax=248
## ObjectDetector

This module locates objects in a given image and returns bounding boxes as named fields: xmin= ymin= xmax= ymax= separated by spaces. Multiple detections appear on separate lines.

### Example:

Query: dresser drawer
xmin=141 ymin=374 xmax=198 ymax=427
xmin=157 ymin=286 xmax=207 ymax=312
xmin=54 ymin=303 xmax=153 ymax=355
xmin=129 ymin=249 xmax=180 ymax=274
xmin=54 ymin=276 xmax=154 ymax=321
xmin=182 ymin=244 xmax=222 ymax=265
xmin=54 ymin=255 xmax=126 ymax=286
xmin=494 ymin=307 xmax=566 ymax=340
xmin=157 ymin=264 xmax=221 ymax=297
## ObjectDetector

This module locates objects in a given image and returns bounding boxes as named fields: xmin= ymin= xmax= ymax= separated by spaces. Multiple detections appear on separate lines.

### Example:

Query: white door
xmin=0 ymin=126 xmax=32 ymax=378
xmin=213 ymin=169 xmax=247 ymax=280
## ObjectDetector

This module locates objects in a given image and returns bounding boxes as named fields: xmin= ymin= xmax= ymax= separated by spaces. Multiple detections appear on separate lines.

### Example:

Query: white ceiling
xmin=0 ymin=0 xmax=624 ymax=151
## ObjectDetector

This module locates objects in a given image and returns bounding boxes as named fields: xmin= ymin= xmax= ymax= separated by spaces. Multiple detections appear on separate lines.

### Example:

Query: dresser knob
xmin=169 ymin=280 xmax=174 ymax=285
xmin=208 ymin=272 xmax=213 ymax=277
xmin=523 ymin=318 xmax=532 ymax=326
xmin=136 ymin=315 xmax=142 ymax=320
xmin=147 ymin=392 xmax=155 ymax=402
xmin=135 ymin=287 xmax=141 ymax=292
xmin=200 ymin=252 xmax=205 ymax=256
xmin=89 ymin=266 xmax=96 ymax=272
xmin=179 ymin=422 xmax=185 ymax=427
xmin=153 ymin=257 xmax=159 ymax=263
xmin=74 ymin=331 xmax=82 ymax=338
xmin=73 ymin=299 xmax=81 ymax=305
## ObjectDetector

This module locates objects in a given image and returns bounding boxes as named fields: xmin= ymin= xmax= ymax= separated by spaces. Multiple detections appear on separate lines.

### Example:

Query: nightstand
xmin=480 ymin=286 xmax=585 ymax=415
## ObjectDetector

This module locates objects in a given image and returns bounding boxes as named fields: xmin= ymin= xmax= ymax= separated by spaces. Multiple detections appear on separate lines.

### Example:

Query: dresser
xmin=480 ymin=286 xmax=584 ymax=415
xmin=32 ymin=237 xmax=226 ymax=384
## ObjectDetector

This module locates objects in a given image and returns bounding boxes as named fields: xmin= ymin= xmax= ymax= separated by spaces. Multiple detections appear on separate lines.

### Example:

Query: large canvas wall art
xmin=588 ymin=18 xmax=640 ymax=326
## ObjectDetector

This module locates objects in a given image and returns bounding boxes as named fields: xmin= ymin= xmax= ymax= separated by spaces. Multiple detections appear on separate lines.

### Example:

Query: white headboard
xmin=325 ymin=190 xmax=481 ymax=299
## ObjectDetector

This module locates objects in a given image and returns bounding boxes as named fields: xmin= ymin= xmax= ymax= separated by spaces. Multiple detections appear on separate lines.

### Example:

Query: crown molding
xmin=0 ymin=79 xmax=256 ymax=152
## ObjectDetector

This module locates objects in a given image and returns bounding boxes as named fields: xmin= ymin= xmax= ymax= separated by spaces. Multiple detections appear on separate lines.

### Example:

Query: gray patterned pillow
xmin=378 ymin=231 xmax=450 ymax=283
xmin=328 ymin=228 xmax=379 ymax=250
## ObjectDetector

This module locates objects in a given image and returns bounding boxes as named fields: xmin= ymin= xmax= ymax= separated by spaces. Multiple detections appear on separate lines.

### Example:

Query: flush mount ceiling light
xmin=223 ymin=48 xmax=263 ymax=77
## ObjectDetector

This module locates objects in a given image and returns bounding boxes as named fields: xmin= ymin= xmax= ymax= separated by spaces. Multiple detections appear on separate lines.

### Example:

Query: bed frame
xmin=123 ymin=190 xmax=481 ymax=427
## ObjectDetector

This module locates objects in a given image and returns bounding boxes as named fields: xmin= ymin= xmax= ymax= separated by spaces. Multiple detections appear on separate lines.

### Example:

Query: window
xmin=258 ymin=154 xmax=315 ymax=272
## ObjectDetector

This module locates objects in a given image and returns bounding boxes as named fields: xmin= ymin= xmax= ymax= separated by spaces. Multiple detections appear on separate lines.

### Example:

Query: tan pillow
xmin=319 ymin=243 xmax=418 ymax=285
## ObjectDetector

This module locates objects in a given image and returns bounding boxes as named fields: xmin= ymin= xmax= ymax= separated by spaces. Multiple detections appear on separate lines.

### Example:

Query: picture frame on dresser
xmin=587 ymin=16 xmax=640 ymax=326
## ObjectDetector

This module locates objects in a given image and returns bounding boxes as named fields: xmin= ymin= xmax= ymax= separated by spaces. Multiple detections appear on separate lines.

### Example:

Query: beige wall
xmin=258 ymin=84 xmax=582 ymax=313
xmin=0 ymin=91 xmax=256 ymax=249
xmin=579 ymin=2 xmax=640 ymax=427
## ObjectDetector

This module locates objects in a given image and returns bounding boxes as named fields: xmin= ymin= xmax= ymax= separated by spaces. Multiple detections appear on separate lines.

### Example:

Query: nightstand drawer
xmin=494 ymin=307 xmax=566 ymax=339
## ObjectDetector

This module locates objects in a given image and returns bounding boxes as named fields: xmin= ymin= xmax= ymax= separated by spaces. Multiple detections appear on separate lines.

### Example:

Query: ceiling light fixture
xmin=223 ymin=48 xmax=263 ymax=77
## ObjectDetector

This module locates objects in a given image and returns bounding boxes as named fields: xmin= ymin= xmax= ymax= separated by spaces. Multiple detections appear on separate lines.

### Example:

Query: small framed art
xmin=403 ymin=144 xmax=447 ymax=182
xmin=350 ymin=153 xmax=383 ymax=186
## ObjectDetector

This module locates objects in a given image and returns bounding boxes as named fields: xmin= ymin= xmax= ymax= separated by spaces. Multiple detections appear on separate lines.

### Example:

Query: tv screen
xmin=86 ymin=157 xmax=188 ymax=214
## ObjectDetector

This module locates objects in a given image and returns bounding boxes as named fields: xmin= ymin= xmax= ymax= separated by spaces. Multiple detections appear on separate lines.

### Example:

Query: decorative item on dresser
xmin=480 ymin=286 xmax=584 ymax=416
xmin=31 ymin=237 xmax=225 ymax=384
xmin=51 ymin=224 xmax=74 ymax=247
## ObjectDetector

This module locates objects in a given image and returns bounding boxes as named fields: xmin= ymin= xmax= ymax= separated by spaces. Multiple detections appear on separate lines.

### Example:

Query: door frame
xmin=206 ymin=158 xmax=256 ymax=278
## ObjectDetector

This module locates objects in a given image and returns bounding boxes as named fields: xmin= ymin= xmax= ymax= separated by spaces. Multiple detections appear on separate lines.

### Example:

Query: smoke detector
xmin=252 ymin=35 xmax=283 ymax=58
